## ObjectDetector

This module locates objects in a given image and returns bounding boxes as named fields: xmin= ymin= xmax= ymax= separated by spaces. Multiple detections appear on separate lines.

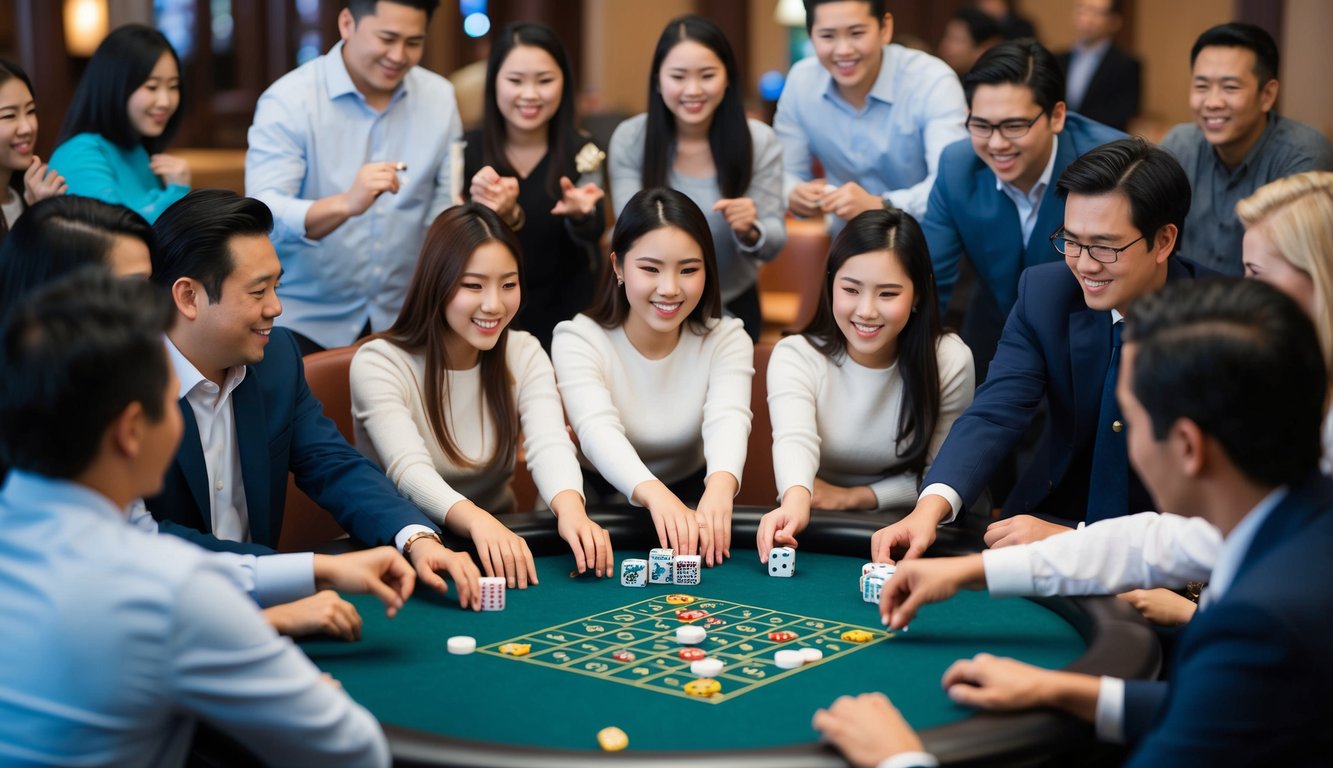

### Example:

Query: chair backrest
xmin=736 ymin=341 xmax=778 ymax=507
xmin=758 ymin=219 xmax=829 ymax=334
xmin=277 ymin=345 xmax=357 ymax=552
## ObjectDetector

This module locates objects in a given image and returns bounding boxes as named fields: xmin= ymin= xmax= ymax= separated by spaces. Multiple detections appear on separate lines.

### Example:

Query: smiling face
xmin=442 ymin=241 xmax=521 ymax=369
xmin=1189 ymin=45 xmax=1277 ymax=166
xmin=1062 ymin=191 xmax=1173 ymax=315
xmin=809 ymin=1 xmax=892 ymax=105
xmin=832 ymin=249 xmax=915 ymax=368
xmin=0 ymin=77 xmax=36 ymax=175
xmin=189 ymin=234 xmax=282 ymax=380
xmin=614 ymin=226 xmax=706 ymax=353
xmin=657 ymin=40 xmax=728 ymax=133
xmin=968 ymin=83 xmax=1065 ymax=193
xmin=495 ymin=44 xmax=563 ymax=139
xmin=126 ymin=52 xmax=180 ymax=140
xmin=338 ymin=1 xmax=428 ymax=105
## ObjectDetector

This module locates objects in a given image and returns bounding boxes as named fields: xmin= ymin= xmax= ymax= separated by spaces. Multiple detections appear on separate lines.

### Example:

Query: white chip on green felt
xmin=798 ymin=647 xmax=823 ymax=664
xmin=676 ymin=625 xmax=706 ymax=645
xmin=447 ymin=636 xmax=476 ymax=655
xmin=691 ymin=658 xmax=724 ymax=677
xmin=774 ymin=649 xmax=804 ymax=669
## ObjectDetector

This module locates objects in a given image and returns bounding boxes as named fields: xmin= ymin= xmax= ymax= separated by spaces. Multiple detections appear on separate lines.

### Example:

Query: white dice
xmin=620 ymin=558 xmax=647 ymax=587
xmin=649 ymin=548 xmax=674 ymax=584
xmin=673 ymin=555 xmax=701 ymax=586
xmin=768 ymin=546 xmax=796 ymax=577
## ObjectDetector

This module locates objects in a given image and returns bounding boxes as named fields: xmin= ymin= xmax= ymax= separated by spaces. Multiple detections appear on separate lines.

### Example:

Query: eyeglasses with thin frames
xmin=1049 ymin=229 xmax=1146 ymax=264
xmin=965 ymin=111 xmax=1045 ymax=140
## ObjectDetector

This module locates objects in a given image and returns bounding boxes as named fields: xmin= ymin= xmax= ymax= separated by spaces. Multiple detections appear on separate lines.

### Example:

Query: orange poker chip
xmin=499 ymin=643 xmax=531 ymax=656
xmin=768 ymin=630 xmax=798 ymax=642
xmin=665 ymin=594 xmax=696 ymax=605
xmin=678 ymin=647 xmax=706 ymax=661
xmin=683 ymin=678 xmax=722 ymax=697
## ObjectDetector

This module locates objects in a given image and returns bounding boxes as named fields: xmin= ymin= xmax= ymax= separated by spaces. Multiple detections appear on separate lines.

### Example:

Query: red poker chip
xmin=768 ymin=630 xmax=798 ymax=642
xmin=676 ymin=609 xmax=709 ymax=622
xmin=611 ymin=650 xmax=636 ymax=662
xmin=678 ymin=647 xmax=706 ymax=661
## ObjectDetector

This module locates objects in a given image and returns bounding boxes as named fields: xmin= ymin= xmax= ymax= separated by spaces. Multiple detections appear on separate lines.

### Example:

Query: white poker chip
xmin=774 ymin=649 xmax=804 ymax=669
xmin=447 ymin=636 xmax=477 ymax=655
xmin=676 ymin=625 xmax=707 ymax=645
xmin=798 ymin=647 xmax=824 ymax=664
xmin=691 ymin=658 xmax=724 ymax=678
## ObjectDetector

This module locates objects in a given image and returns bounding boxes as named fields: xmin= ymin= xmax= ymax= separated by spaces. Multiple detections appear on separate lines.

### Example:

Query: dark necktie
xmin=1086 ymin=321 xmax=1126 ymax=524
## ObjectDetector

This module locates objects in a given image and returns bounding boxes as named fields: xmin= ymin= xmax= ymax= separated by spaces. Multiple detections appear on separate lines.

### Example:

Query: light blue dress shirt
xmin=773 ymin=44 xmax=968 ymax=220
xmin=246 ymin=41 xmax=462 ymax=349
xmin=996 ymin=135 xmax=1059 ymax=246
xmin=49 ymin=133 xmax=190 ymax=223
xmin=0 ymin=471 xmax=388 ymax=767
xmin=1065 ymin=39 xmax=1110 ymax=112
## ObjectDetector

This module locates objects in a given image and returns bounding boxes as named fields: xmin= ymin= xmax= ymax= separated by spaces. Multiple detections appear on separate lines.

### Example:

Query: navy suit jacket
xmin=146 ymin=328 xmax=434 ymax=555
xmin=923 ymin=112 xmax=1126 ymax=317
xmin=1057 ymin=46 xmax=1142 ymax=132
xmin=1122 ymin=473 xmax=1333 ymax=765
xmin=922 ymin=257 xmax=1209 ymax=522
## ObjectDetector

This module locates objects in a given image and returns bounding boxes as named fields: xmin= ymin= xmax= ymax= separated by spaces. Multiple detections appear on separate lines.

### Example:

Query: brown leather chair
xmin=736 ymin=341 xmax=777 ymax=507
xmin=278 ymin=345 xmax=357 ymax=552
xmin=758 ymin=219 xmax=829 ymax=335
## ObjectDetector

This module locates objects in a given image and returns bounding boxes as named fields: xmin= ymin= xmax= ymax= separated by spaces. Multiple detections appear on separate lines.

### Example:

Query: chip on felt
xmin=678 ymin=647 xmax=706 ymax=661
xmin=683 ymin=678 xmax=722 ymax=697
xmin=675 ymin=608 xmax=708 ymax=622
xmin=767 ymin=630 xmax=798 ymax=642
xmin=704 ymin=617 xmax=727 ymax=626
xmin=841 ymin=629 xmax=874 ymax=643
xmin=498 ymin=643 xmax=531 ymax=656
xmin=676 ymin=625 xmax=706 ymax=645
xmin=798 ymin=647 xmax=824 ymax=664
xmin=446 ymin=636 xmax=476 ymax=655
xmin=774 ymin=649 xmax=804 ymax=669
xmin=611 ymin=650 xmax=636 ymax=663
xmin=690 ymin=658 xmax=724 ymax=678
xmin=597 ymin=726 xmax=629 ymax=752
xmin=665 ymin=594 xmax=696 ymax=605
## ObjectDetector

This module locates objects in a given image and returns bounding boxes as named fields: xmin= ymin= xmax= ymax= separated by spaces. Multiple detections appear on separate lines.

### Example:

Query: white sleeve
xmin=511 ymin=336 xmax=585 ymax=505
xmin=983 ymin=512 xmax=1222 ymax=597
xmin=171 ymin=566 xmax=388 ymax=767
xmin=552 ymin=321 xmax=656 ymax=500
xmin=701 ymin=321 xmax=754 ymax=486
xmin=767 ymin=339 xmax=821 ymax=502
xmin=348 ymin=343 xmax=466 ymax=525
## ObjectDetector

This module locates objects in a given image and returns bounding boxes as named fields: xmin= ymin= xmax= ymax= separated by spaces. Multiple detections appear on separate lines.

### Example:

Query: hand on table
xmin=879 ymin=554 xmax=986 ymax=630
xmin=870 ymin=495 xmax=951 ymax=564
xmin=696 ymin=472 xmax=737 ymax=566
xmin=313 ymin=546 xmax=415 ymax=618
xmin=812 ymin=692 xmax=925 ymax=768
xmin=984 ymin=515 xmax=1072 ymax=548
xmin=633 ymin=480 xmax=709 ymax=557
xmin=263 ymin=590 xmax=363 ymax=641
xmin=756 ymin=487 xmax=811 ymax=563
xmin=405 ymin=536 xmax=482 ymax=611
xmin=811 ymin=477 xmax=877 ymax=511
xmin=552 ymin=491 xmax=614 ymax=578
xmin=1117 ymin=588 xmax=1197 ymax=627
xmin=452 ymin=501 xmax=538 ymax=588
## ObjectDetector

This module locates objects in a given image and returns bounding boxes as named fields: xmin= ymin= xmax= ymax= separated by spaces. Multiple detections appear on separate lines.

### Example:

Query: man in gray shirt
xmin=1159 ymin=22 xmax=1332 ymax=275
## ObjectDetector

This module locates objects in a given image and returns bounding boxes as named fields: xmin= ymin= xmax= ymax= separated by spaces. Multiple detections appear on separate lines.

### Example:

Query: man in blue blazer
xmin=144 ymin=190 xmax=483 ymax=609
xmin=875 ymin=138 xmax=1206 ymax=562
xmin=818 ymin=278 xmax=1333 ymax=767
xmin=924 ymin=39 xmax=1124 ymax=379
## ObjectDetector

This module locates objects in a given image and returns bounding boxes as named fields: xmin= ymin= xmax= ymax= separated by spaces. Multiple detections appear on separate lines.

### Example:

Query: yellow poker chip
xmin=665 ymin=594 xmax=696 ymax=605
xmin=597 ymin=726 xmax=629 ymax=752
xmin=840 ymin=629 xmax=875 ymax=643
xmin=683 ymin=678 xmax=722 ymax=697
xmin=498 ymin=643 xmax=531 ymax=656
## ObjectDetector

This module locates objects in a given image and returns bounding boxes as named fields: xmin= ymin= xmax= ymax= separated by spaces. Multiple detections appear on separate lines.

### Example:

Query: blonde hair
xmin=1236 ymin=171 xmax=1333 ymax=375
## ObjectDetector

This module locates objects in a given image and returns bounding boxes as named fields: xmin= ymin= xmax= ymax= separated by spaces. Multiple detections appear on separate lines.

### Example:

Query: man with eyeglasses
xmin=871 ymin=138 xmax=1213 ymax=562
xmin=923 ymin=39 xmax=1123 ymax=381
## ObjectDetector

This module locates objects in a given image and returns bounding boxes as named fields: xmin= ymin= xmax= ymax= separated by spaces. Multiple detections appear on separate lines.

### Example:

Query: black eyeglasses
xmin=965 ymin=111 xmax=1044 ymax=139
xmin=1049 ymin=229 xmax=1146 ymax=264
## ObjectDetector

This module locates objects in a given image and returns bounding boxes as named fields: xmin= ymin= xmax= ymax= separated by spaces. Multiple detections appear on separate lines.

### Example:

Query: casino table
xmin=303 ymin=508 xmax=1160 ymax=767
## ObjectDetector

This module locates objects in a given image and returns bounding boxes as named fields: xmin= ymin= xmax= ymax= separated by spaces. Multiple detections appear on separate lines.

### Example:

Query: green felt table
xmin=303 ymin=509 xmax=1160 ymax=767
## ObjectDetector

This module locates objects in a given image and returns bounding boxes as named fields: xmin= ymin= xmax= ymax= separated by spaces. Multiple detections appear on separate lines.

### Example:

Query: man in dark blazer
xmin=925 ymin=39 xmax=1124 ymax=379
xmin=1056 ymin=0 xmax=1141 ymax=131
xmin=818 ymin=277 xmax=1333 ymax=767
xmin=144 ymin=190 xmax=482 ymax=609
xmin=875 ymin=138 xmax=1205 ymax=562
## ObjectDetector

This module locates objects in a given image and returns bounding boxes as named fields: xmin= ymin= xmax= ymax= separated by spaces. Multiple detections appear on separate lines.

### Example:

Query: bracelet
xmin=508 ymin=205 xmax=526 ymax=232
xmin=402 ymin=530 xmax=442 ymax=556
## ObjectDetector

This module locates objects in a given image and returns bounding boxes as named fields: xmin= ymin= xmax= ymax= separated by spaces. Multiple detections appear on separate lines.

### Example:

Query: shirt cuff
xmin=981 ymin=546 xmax=1036 ymax=597
xmin=274 ymin=196 xmax=318 ymax=246
xmin=395 ymin=524 xmax=438 ymax=553
xmin=253 ymin=552 xmax=316 ymax=607
xmin=733 ymin=219 xmax=767 ymax=254
xmin=1094 ymin=676 xmax=1126 ymax=743
xmin=918 ymin=483 xmax=963 ymax=524
xmin=877 ymin=751 xmax=940 ymax=768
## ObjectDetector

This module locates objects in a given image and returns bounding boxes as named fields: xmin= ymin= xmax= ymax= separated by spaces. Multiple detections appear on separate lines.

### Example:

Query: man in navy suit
xmin=875 ymin=138 xmax=1205 ymax=561
xmin=144 ymin=190 xmax=482 ymax=609
xmin=1056 ymin=0 xmax=1141 ymax=131
xmin=816 ymin=278 xmax=1332 ymax=766
xmin=924 ymin=38 xmax=1123 ymax=379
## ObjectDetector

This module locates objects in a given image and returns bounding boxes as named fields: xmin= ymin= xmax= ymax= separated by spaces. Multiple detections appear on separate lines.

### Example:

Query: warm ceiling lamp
xmin=64 ymin=0 xmax=109 ymax=58
xmin=774 ymin=0 xmax=806 ymax=27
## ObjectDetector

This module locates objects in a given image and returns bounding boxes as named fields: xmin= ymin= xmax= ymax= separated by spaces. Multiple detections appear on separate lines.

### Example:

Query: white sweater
xmin=349 ymin=331 xmax=583 ymax=522
xmin=551 ymin=314 xmax=754 ymax=499
xmin=767 ymin=333 xmax=975 ymax=509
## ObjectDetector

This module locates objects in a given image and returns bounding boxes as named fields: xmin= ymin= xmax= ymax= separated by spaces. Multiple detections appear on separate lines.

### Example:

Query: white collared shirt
xmin=996 ymin=134 xmax=1059 ymax=247
xmin=167 ymin=338 xmax=251 ymax=542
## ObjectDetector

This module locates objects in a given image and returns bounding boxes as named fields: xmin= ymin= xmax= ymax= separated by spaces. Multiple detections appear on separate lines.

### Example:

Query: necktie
xmin=1086 ymin=321 xmax=1126 ymax=523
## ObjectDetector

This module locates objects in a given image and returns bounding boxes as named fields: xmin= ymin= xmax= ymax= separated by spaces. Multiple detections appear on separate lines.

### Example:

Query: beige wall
xmin=581 ymin=0 xmax=694 ymax=114
xmin=1135 ymin=0 xmax=1233 ymax=130
xmin=1281 ymin=0 xmax=1333 ymax=137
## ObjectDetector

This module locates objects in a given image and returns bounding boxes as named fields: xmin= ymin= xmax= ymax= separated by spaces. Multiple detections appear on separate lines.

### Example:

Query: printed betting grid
xmin=477 ymin=595 xmax=891 ymax=704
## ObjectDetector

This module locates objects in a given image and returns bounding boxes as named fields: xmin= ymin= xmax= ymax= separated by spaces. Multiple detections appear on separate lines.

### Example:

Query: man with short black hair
xmin=1160 ymin=22 xmax=1332 ymax=274
xmin=874 ymin=138 xmax=1208 ymax=560
xmin=818 ymin=278 xmax=1333 ymax=766
xmin=0 ymin=270 xmax=389 ymax=766
xmin=1056 ymin=0 xmax=1141 ymax=131
xmin=247 ymin=0 xmax=461 ymax=355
